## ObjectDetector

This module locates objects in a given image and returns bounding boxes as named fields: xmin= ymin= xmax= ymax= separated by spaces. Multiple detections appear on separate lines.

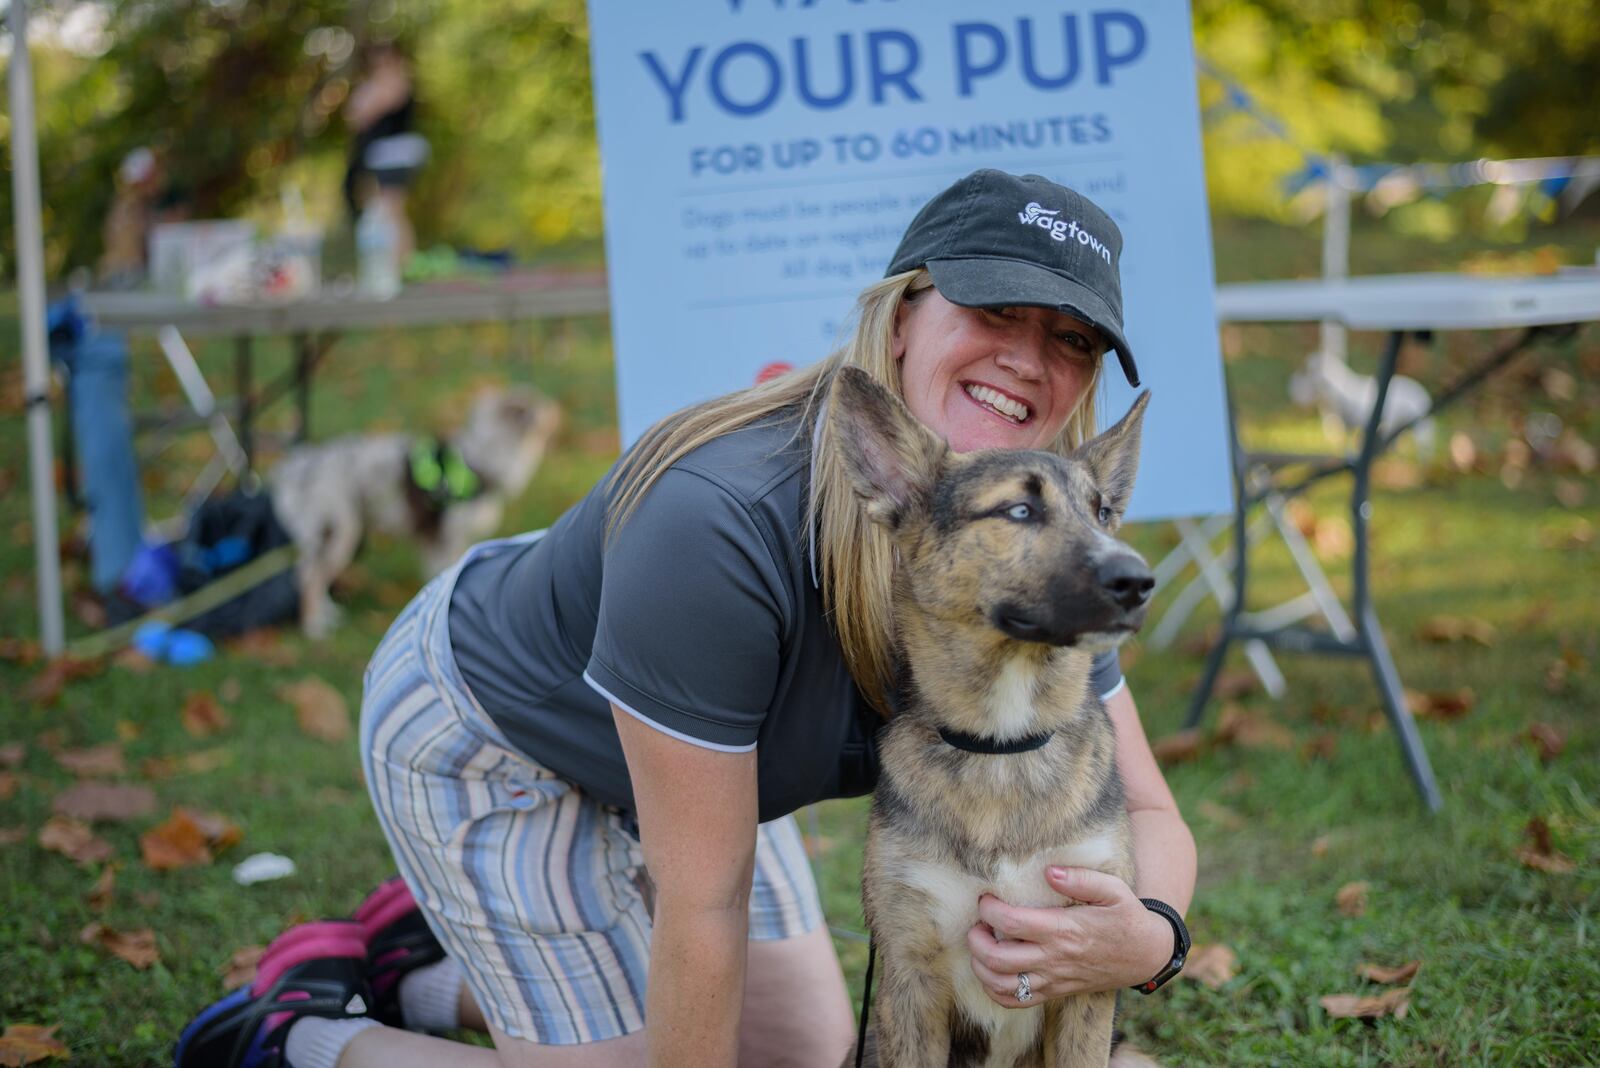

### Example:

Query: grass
xmin=2 ymin=213 xmax=1598 ymax=1065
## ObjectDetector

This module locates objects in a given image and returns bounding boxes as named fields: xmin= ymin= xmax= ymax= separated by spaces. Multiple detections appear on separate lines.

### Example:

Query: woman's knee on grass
xmin=740 ymin=925 xmax=857 ymax=1067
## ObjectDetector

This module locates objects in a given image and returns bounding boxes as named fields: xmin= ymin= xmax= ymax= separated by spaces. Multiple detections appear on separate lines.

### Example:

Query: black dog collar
xmin=937 ymin=727 xmax=1054 ymax=754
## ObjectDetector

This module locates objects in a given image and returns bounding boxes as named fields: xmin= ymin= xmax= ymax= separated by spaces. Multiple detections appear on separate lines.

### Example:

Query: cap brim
xmin=927 ymin=257 xmax=1139 ymax=387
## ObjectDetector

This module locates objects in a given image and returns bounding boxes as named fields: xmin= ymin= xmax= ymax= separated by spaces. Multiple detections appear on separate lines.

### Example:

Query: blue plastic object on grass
xmin=132 ymin=621 xmax=214 ymax=666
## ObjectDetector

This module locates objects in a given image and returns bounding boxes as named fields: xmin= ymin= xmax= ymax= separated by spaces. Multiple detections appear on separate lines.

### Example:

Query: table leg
xmin=234 ymin=334 xmax=254 ymax=471
xmin=1351 ymin=330 xmax=1442 ymax=811
xmin=294 ymin=332 xmax=312 ymax=443
xmin=1184 ymin=393 xmax=1249 ymax=730
xmin=1361 ymin=603 xmax=1443 ymax=811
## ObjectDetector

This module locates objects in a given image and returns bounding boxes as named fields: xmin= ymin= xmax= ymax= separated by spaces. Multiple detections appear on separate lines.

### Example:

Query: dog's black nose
xmin=1097 ymin=555 xmax=1154 ymax=610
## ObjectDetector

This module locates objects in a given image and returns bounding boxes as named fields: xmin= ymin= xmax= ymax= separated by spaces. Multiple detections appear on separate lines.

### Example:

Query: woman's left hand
xmin=966 ymin=866 xmax=1173 ymax=1006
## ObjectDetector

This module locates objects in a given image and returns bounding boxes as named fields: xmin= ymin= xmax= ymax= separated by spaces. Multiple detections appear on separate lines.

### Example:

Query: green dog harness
xmin=408 ymin=438 xmax=482 ymax=505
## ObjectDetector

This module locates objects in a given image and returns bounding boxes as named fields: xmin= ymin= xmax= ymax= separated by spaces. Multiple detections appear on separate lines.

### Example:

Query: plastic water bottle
xmin=356 ymin=199 xmax=401 ymax=300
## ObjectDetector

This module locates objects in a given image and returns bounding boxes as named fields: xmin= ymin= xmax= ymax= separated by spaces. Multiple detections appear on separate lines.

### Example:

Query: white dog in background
xmin=269 ymin=386 xmax=561 ymax=637
xmin=1289 ymin=349 xmax=1435 ymax=458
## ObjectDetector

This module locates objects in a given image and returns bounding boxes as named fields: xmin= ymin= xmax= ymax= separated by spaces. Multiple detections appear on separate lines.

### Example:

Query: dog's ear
xmin=1073 ymin=391 xmax=1150 ymax=527
xmin=829 ymin=366 xmax=947 ymax=527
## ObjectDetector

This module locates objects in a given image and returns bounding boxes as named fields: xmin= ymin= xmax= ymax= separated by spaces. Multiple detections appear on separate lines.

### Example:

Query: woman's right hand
xmin=611 ymin=703 xmax=758 ymax=1068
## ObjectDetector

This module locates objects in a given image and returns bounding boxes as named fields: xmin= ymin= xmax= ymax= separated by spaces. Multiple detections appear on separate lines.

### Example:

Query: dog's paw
xmin=302 ymin=600 xmax=344 ymax=640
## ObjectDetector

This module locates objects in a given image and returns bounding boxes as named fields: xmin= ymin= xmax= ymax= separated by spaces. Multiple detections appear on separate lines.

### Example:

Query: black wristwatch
xmin=1132 ymin=898 xmax=1191 ymax=994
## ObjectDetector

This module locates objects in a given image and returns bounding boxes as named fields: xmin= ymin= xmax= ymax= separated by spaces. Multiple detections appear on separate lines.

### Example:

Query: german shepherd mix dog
xmin=832 ymin=367 xmax=1154 ymax=1068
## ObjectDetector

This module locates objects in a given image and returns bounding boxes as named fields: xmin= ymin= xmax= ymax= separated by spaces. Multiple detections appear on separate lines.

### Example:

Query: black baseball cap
xmin=886 ymin=169 xmax=1139 ymax=387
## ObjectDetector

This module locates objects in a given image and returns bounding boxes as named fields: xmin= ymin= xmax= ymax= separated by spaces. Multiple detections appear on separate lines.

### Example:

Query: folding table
xmin=82 ymin=270 xmax=609 ymax=472
xmin=1193 ymin=269 xmax=1600 ymax=811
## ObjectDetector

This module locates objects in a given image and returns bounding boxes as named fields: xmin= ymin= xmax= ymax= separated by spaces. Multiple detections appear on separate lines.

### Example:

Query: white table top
xmin=1214 ymin=269 xmax=1600 ymax=330
xmin=82 ymin=270 xmax=609 ymax=336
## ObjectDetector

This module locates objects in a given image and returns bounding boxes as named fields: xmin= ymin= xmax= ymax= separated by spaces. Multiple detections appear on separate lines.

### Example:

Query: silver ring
xmin=1015 ymin=972 xmax=1033 ymax=1003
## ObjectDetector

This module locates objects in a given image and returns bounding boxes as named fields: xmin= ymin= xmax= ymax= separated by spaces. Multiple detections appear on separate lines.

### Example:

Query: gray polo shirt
xmin=448 ymin=409 xmax=1122 ymax=823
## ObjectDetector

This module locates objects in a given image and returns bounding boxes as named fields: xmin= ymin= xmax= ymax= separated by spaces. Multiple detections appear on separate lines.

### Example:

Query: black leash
xmin=854 ymin=938 xmax=875 ymax=1068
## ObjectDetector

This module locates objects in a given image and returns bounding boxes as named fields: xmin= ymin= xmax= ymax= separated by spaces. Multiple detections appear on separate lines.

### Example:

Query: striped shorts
xmin=359 ymin=531 xmax=825 ymax=1045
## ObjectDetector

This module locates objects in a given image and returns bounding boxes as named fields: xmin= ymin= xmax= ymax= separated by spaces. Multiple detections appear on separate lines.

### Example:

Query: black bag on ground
xmin=175 ymin=491 xmax=299 ymax=637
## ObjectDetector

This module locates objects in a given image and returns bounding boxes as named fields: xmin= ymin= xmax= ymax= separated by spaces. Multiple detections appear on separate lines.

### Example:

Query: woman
xmin=178 ymin=169 xmax=1195 ymax=1068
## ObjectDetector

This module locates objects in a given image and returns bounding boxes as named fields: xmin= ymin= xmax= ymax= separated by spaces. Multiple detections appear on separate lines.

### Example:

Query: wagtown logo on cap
xmin=1017 ymin=202 xmax=1113 ymax=265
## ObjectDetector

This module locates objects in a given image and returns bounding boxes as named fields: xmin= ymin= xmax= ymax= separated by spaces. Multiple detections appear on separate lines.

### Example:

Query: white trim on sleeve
xmin=1100 ymin=677 xmax=1127 ymax=703
xmin=582 ymin=671 xmax=758 ymax=754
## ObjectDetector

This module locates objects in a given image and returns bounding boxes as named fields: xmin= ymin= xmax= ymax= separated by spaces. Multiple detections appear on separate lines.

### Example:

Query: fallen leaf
xmin=1525 ymin=723 xmax=1566 ymax=763
xmin=35 ymin=729 xmax=67 ymax=753
xmin=0 ymin=826 xmax=28 ymax=846
xmin=1416 ymin=616 xmax=1497 ymax=646
xmin=279 ymin=677 xmax=351 ymax=743
xmin=86 ymin=865 xmax=116 ymax=911
xmin=54 ymin=744 xmax=126 ymax=778
xmin=1373 ymin=459 xmax=1422 ymax=490
xmin=51 ymin=782 xmax=157 ymax=823
xmin=185 ymin=808 xmax=244 ymax=852
xmin=0 ymin=772 xmax=18 ymax=800
xmin=1302 ymin=732 xmax=1339 ymax=762
xmin=114 ymin=721 xmax=140 ymax=743
xmin=1519 ymin=599 xmax=1554 ymax=628
xmin=1404 ymin=687 xmax=1476 ymax=721
xmin=140 ymin=748 xmax=233 ymax=780
xmin=1184 ymin=943 xmax=1237 ymax=989
xmin=1336 ymin=881 xmax=1370 ymax=917
xmin=220 ymin=944 xmax=265 ymax=989
xmin=1310 ymin=834 xmax=1333 ymax=858
xmin=1540 ymin=367 xmax=1576 ymax=402
xmin=1151 ymin=729 xmax=1204 ymax=766
xmin=1357 ymin=960 xmax=1421 ymax=985
xmin=1320 ymin=986 xmax=1411 ymax=1020
xmin=23 ymin=656 xmax=105 ymax=705
xmin=0 ymin=1023 xmax=71 ymax=1064
xmin=0 ymin=638 xmax=43 ymax=665
xmin=70 ymin=593 xmax=106 ymax=630
xmin=1220 ymin=769 xmax=1255 ymax=796
xmin=1516 ymin=817 xmax=1576 ymax=874
xmin=1554 ymin=479 xmax=1588 ymax=509
xmin=1215 ymin=704 xmax=1295 ymax=750
xmin=1313 ymin=516 xmax=1354 ymax=560
xmin=0 ymin=742 xmax=25 ymax=768
xmin=1539 ymin=517 xmax=1593 ymax=550
xmin=181 ymin=691 xmax=232 ymax=738
xmin=225 ymin=629 xmax=297 ymax=666
xmin=79 ymin=921 xmax=159 ymax=969
xmin=1212 ymin=670 xmax=1258 ymax=700
xmin=38 ymin=816 xmax=114 ymax=866
xmin=111 ymin=648 xmax=155 ymax=674
xmin=140 ymin=809 xmax=214 ymax=870
xmin=1196 ymin=800 xmax=1246 ymax=831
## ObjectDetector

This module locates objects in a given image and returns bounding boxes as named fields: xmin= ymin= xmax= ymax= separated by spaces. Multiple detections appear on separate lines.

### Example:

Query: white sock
xmin=397 ymin=957 xmax=466 ymax=1033
xmin=283 ymin=1016 xmax=382 ymax=1068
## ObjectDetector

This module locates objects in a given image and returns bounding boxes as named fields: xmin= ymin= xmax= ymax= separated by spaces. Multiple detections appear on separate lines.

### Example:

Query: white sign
xmin=586 ymin=0 xmax=1230 ymax=520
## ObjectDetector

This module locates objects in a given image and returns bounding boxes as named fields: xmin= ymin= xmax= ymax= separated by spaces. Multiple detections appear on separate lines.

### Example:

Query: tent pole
xmin=8 ymin=0 xmax=67 ymax=656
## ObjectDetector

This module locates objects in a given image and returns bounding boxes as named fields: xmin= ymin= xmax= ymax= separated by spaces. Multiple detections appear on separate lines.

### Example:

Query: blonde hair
xmin=607 ymin=269 xmax=1104 ymax=715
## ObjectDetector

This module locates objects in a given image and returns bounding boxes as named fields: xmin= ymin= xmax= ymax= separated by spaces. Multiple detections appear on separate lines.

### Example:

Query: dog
xmin=1289 ymin=349 xmax=1435 ymax=458
xmin=269 ymin=386 xmax=560 ymax=637
xmin=831 ymin=367 xmax=1154 ymax=1068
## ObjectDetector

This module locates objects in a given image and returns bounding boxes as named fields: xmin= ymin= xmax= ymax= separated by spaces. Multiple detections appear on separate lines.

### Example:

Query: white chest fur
xmin=887 ymin=832 xmax=1123 ymax=1060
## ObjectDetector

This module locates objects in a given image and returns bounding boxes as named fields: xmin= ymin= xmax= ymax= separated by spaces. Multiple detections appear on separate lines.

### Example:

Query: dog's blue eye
xmin=1097 ymin=505 xmax=1113 ymax=525
xmin=1005 ymin=503 xmax=1033 ymax=521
